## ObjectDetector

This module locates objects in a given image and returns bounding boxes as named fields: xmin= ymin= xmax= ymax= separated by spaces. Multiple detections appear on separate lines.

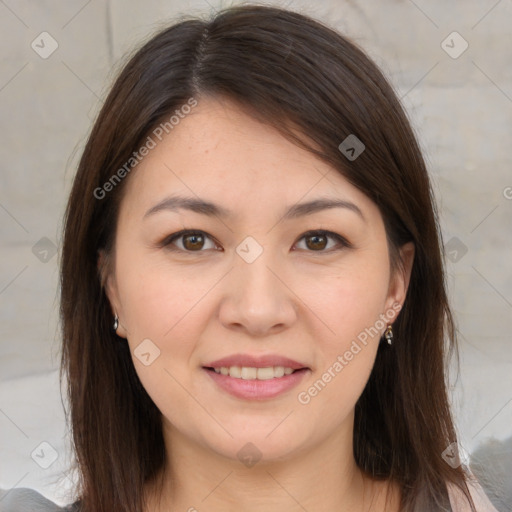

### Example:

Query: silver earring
xmin=113 ymin=314 xmax=119 ymax=331
xmin=384 ymin=325 xmax=393 ymax=345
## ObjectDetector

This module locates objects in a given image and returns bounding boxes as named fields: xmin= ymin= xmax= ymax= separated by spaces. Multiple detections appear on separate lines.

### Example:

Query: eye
xmin=294 ymin=230 xmax=351 ymax=252
xmin=162 ymin=230 xmax=219 ymax=252
xmin=161 ymin=229 xmax=351 ymax=253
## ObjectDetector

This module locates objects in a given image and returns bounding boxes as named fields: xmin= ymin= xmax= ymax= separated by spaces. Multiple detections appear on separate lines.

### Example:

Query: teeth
xmin=212 ymin=366 xmax=296 ymax=379
xmin=229 ymin=366 xmax=242 ymax=378
xmin=255 ymin=367 xmax=273 ymax=380
xmin=274 ymin=366 xmax=285 ymax=378
xmin=241 ymin=367 xmax=257 ymax=379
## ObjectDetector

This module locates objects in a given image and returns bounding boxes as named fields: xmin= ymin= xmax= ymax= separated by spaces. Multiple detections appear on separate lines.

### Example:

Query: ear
xmin=384 ymin=241 xmax=415 ymax=320
xmin=97 ymin=249 xmax=128 ymax=338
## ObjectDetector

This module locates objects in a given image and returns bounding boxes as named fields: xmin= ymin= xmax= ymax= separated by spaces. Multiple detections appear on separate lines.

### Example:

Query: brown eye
xmin=305 ymin=233 xmax=328 ymax=251
xmin=162 ymin=229 xmax=350 ymax=254
xmin=163 ymin=230 xmax=217 ymax=252
xmin=182 ymin=233 xmax=205 ymax=250
xmin=295 ymin=230 xmax=351 ymax=252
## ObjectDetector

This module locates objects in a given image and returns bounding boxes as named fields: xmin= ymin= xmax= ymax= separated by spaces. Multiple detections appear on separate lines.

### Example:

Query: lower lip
xmin=203 ymin=368 xmax=309 ymax=400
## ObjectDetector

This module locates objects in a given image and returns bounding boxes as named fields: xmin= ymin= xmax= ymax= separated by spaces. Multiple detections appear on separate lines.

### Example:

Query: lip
xmin=203 ymin=367 xmax=310 ymax=400
xmin=203 ymin=353 xmax=310 ymax=400
xmin=204 ymin=353 xmax=309 ymax=370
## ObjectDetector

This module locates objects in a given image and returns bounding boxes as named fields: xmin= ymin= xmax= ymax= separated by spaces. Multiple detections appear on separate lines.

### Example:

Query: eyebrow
xmin=143 ymin=194 xmax=366 ymax=223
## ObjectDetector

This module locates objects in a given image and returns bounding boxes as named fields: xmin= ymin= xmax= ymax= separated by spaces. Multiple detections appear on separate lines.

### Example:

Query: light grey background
xmin=1 ymin=0 xmax=511 ymax=508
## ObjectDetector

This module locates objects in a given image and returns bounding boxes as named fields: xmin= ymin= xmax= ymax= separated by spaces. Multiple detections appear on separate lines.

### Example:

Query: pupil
xmin=307 ymin=234 xmax=326 ymax=250
xmin=185 ymin=234 xmax=203 ymax=250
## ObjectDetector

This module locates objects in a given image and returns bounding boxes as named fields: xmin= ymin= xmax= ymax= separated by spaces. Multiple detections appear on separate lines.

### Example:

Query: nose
xmin=218 ymin=249 xmax=298 ymax=337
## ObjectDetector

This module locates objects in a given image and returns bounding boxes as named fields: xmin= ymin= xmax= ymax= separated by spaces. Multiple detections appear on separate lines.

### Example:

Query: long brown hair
xmin=60 ymin=4 xmax=475 ymax=511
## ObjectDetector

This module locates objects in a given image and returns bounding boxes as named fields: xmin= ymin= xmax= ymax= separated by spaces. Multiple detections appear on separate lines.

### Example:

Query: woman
xmin=2 ymin=4 xmax=500 ymax=512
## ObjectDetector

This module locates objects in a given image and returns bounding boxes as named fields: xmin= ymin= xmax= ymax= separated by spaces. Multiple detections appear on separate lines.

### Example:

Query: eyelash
xmin=160 ymin=229 xmax=352 ymax=254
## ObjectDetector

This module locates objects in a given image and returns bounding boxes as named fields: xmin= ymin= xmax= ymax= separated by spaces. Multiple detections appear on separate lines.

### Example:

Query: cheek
xmin=114 ymin=257 xmax=210 ymax=422
xmin=116 ymin=253 xmax=212 ymax=340
xmin=301 ymin=256 xmax=390 ymax=406
xmin=312 ymin=256 xmax=391 ymax=344
xmin=310 ymin=256 xmax=390 ymax=398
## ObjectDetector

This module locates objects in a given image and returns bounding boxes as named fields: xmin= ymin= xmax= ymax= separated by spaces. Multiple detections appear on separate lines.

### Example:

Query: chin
xmin=198 ymin=423 xmax=312 ymax=465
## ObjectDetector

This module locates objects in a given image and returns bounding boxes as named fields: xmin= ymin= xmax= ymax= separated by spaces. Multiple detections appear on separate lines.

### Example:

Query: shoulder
xmin=447 ymin=474 xmax=500 ymax=512
xmin=0 ymin=487 xmax=79 ymax=512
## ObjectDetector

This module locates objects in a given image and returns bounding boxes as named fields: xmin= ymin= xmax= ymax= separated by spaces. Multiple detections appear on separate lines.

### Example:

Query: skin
xmin=102 ymin=96 xmax=414 ymax=512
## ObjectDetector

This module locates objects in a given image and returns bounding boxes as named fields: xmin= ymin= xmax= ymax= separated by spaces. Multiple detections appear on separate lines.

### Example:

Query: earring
xmin=384 ymin=325 xmax=394 ymax=345
xmin=113 ymin=314 xmax=119 ymax=332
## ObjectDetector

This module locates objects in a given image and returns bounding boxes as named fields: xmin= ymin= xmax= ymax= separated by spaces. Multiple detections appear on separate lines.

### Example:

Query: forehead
xmin=119 ymin=97 xmax=378 ymax=222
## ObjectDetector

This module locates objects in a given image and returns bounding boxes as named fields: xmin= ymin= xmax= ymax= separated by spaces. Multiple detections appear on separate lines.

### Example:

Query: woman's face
xmin=104 ymin=96 xmax=414 ymax=464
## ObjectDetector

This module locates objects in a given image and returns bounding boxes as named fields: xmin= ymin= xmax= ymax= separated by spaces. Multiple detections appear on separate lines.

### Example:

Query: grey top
xmin=0 ymin=487 xmax=80 ymax=511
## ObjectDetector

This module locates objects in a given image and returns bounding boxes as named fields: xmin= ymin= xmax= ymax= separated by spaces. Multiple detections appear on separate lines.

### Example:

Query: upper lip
xmin=205 ymin=354 xmax=308 ymax=370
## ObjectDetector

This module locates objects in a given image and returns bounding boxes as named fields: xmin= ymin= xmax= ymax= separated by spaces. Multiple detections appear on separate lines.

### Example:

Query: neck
xmin=144 ymin=418 xmax=394 ymax=512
